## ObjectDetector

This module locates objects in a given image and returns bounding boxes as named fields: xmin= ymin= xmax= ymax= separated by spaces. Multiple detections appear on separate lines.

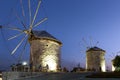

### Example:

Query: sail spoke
xmin=11 ymin=35 xmax=27 ymax=55
xmin=1 ymin=25 xmax=23 ymax=32
xmin=1 ymin=0 xmax=47 ymax=55
xmin=28 ymin=0 xmax=32 ymax=27
xmin=20 ymin=0 xmax=25 ymax=18
xmin=30 ymin=0 xmax=41 ymax=30
xmin=20 ymin=0 xmax=27 ymax=29
xmin=14 ymin=10 xmax=27 ymax=29
xmin=33 ymin=17 xmax=47 ymax=28
xmin=18 ymin=39 xmax=28 ymax=63
xmin=8 ymin=32 xmax=24 ymax=40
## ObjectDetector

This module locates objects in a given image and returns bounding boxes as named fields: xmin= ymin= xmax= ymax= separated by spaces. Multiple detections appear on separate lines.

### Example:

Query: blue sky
xmin=0 ymin=0 xmax=120 ymax=70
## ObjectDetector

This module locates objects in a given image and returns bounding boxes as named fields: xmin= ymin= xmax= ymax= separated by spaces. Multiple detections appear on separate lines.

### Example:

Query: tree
xmin=113 ymin=55 xmax=120 ymax=71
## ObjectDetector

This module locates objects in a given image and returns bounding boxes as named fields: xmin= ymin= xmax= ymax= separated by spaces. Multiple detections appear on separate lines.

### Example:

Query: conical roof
xmin=31 ymin=30 xmax=62 ymax=44
xmin=86 ymin=46 xmax=105 ymax=52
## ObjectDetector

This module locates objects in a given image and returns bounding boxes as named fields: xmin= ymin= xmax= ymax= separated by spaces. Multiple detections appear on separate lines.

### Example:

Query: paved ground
xmin=16 ymin=73 xmax=120 ymax=80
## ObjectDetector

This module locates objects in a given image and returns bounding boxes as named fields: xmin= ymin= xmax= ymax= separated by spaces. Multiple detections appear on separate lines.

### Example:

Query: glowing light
xmin=112 ymin=65 xmax=115 ymax=71
xmin=101 ymin=58 xmax=106 ymax=72
xmin=47 ymin=59 xmax=57 ymax=71
xmin=22 ymin=61 xmax=27 ymax=66
xmin=112 ymin=61 xmax=115 ymax=71
xmin=101 ymin=64 xmax=106 ymax=72
xmin=42 ymin=55 xmax=57 ymax=71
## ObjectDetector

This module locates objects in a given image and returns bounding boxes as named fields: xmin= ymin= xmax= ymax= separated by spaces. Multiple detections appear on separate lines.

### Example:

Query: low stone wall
xmin=2 ymin=72 xmax=46 ymax=80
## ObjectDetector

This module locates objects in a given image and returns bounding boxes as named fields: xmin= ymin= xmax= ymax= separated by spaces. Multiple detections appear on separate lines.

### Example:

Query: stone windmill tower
xmin=0 ymin=0 xmax=62 ymax=72
xmin=86 ymin=47 xmax=106 ymax=72
xmin=29 ymin=30 xmax=62 ymax=72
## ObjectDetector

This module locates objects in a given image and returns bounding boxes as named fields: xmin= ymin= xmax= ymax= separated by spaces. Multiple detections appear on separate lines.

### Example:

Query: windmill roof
xmin=86 ymin=46 xmax=105 ymax=52
xmin=32 ymin=30 xmax=62 ymax=44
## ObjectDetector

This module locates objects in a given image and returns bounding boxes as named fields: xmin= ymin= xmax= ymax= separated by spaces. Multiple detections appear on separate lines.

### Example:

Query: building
xmin=29 ymin=30 xmax=62 ymax=72
xmin=111 ymin=60 xmax=115 ymax=71
xmin=86 ymin=47 xmax=106 ymax=72
xmin=11 ymin=62 xmax=30 ymax=72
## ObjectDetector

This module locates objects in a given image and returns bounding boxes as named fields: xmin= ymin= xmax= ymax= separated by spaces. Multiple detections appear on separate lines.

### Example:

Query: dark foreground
xmin=86 ymin=72 xmax=120 ymax=78
xmin=16 ymin=72 xmax=89 ymax=80
xmin=15 ymin=72 xmax=120 ymax=80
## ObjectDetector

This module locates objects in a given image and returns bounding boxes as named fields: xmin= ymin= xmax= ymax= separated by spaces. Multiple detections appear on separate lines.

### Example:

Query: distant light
xmin=22 ymin=61 xmax=27 ymax=66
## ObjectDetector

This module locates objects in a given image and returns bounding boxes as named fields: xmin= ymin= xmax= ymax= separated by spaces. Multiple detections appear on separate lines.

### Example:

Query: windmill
xmin=1 ymin=0 xmax=47 ymax=54
xmin=0 ymin=0 xmax=62 ymax=72
xmin=79 ymin=37 xmax=106 ymax=72
xmin=107 ymin=51 xmax=120 ymax=71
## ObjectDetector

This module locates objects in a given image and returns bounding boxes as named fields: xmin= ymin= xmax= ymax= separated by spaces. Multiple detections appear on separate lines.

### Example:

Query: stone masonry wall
xmin=30 ymin=39 xmax=61 ymax=72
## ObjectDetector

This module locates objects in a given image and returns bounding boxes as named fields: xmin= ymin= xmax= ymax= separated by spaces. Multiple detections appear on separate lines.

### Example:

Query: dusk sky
xmin=0 ymin=0 xmax=120 ymax=70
